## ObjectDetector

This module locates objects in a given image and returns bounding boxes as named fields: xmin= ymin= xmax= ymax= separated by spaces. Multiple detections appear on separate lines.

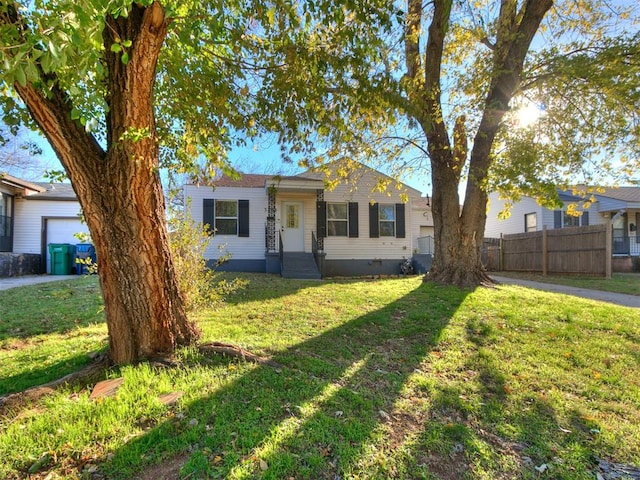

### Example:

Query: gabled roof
xmin=26 ymin=182 xmax=77 ymax=200
xmin=297 ymin=160 xmax=424 ymax=196
xmin=201 ymin=160 xmax=425 ymax=196
xmin=213 ymin=173 xmax=275 ymax=188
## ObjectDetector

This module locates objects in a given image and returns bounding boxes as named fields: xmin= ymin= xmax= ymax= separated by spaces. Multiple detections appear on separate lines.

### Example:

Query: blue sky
xmin=17 ymin=127 xmax=434 ymax=196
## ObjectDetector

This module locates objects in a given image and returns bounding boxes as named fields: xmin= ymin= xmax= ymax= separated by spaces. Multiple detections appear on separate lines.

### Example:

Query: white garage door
xmin=45 ymin=218 xmax=90 ymax=273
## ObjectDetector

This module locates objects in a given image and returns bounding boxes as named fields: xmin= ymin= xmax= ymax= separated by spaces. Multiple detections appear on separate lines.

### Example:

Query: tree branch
xmin=0 ymin=2 xmax=105 ymax=177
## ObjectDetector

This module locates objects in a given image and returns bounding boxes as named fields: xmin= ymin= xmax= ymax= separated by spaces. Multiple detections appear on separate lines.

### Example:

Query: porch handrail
xmin=311 ymin=231 xmax=318 ymax=265
xmin=416 ymin=235 xmax=434 ymax=255
xmin=613 ymin=234 xmax=639 ymax=256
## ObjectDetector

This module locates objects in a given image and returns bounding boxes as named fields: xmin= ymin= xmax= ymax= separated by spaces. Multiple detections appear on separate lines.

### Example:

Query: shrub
xmin=168 ymin=200 xmax=244 ymax=311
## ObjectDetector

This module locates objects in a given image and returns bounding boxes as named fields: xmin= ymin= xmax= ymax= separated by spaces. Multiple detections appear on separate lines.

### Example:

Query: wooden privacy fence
xmin=485 ymin=224 xmax=612 ymax=277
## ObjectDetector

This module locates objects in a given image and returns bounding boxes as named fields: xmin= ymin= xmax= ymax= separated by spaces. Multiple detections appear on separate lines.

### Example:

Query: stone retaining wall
xmin=0 ymin=253 xmax=42 ymax=277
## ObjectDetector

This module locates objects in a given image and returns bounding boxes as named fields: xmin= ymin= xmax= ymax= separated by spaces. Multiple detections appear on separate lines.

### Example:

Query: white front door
xmin=281 ymin=202 xmax=304 ymax=251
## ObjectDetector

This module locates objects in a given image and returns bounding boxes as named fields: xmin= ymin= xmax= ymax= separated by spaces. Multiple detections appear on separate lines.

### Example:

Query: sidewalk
xmin=0 ymin=274 xmax=81 ymax=291
xmin=491 ymin=275 xmax=640 ymax=308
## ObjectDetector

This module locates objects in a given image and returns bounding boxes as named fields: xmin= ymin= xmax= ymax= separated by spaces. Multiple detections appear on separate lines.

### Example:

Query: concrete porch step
xmin=281 ymin=252 xmax=322 ymax=279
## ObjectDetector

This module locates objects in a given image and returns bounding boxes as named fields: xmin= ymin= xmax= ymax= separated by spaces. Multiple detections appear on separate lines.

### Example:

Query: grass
xmin=0 ymin=273 xmax=639 ymax=479
xmin=490 ymin=271 xmax=640 ymax=296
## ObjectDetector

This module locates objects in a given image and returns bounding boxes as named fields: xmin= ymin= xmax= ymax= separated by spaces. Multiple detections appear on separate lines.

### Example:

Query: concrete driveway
xmin=0 ymin=274 xmax=81 ymax=291
xmin=491 ymin=275 xmax=640 ymax=308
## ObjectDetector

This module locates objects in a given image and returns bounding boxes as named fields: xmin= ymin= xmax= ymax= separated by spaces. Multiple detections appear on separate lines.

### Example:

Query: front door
xmin=281 ymin=202 xmax=304 ymax=251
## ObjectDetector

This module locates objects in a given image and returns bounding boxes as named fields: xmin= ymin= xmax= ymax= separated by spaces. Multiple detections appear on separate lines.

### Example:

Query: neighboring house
xmin=185 ymin=162 xmax=433 ymax=278
xmin=486 ymin=186 xmax=640 ymax=256
xmin=0 ymin=173 xmax=88 ymax=276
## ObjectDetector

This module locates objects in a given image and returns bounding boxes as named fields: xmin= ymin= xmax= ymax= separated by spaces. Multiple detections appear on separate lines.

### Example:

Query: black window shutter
xmin=369 ymin=203 xmax=379 ymax=238
xmin=395 ymin=203 xmax=406 ymax=238
xmin=524 ymin=215 xmax=528 ymax=232
xmin=582 ymin=211 xmax=589 ymax=226
xmin=554 ymin=210 xmax=562 ymax=229
xmin=238 ymin=200 xmax=250 ymax=237
xmin=317 ymin=201 xmax=327 ymax=239
xmin=203 ymin=199 xmax=215 ymax=236
xmin=348 ymin=202 xmax=359 ymax=238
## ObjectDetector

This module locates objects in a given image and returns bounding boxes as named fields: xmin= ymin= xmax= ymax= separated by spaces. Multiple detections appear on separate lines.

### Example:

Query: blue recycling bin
xmin=75 ymin=244 xmax=97 ymax=275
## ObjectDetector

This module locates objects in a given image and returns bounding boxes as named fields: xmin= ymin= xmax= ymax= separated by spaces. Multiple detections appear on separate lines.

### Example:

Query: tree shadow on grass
xmin=102 ymin=282 xmax=471 ymax=479
xmin=379 ymin=315 xmax=628 ymax=479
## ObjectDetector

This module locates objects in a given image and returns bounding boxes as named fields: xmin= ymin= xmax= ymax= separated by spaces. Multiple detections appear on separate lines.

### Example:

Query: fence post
xmin=542 ymin=225 xmax=548 ymax=276
xmin=605 ymin=221 xmax=612 ymax=279
xmin=499 ymin=234 xmax=503 ymax=271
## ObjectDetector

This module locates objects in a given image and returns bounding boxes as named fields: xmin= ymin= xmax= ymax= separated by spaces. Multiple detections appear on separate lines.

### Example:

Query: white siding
xmin=485 ymin=192 xmax=542 ymax=237
xmin=13 ymin=198 xmax=84 ymax=254
xmin=321 ymin=169 xmax=420 ymax=260
xmin=411 ymin=197 xmax=433 ymax=252
xmin=486 ymin=192 xmax=607 ymax=238
xmin=184 ymin=184 xmax=267 ymax=260
xmin=186 ymin=165 xmax=429 ymax=263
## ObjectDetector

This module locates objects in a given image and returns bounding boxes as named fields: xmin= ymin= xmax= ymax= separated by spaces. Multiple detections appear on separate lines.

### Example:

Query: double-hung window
xmin=554 ymin=210 xmax=588 ymax=229
xmin=524 ymin=212 xmax=537 ymax=232
xmin=215 ymin=200 xmax=238 ymax=235
xmin=203 ymin=199 xmax=250 ymax=237
xmin=379 ymin=204 xmax=396 ymax=237
xmin=368 ymin=203 xmax=405 ymax=239
xmin=327 ymin=203 xmax=348 ymax=236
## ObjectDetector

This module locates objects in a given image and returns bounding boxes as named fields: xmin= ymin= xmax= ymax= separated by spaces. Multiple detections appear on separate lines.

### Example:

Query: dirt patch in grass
xmin=132 ymin=454 xmax=190 ymax=480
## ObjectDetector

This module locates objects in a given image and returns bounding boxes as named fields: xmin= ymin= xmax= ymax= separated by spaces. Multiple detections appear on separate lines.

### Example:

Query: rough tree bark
xmin=404 ymin=0 xmax=553 ymax=287
xmin=3 ymin=2 xmax=200 ymax=364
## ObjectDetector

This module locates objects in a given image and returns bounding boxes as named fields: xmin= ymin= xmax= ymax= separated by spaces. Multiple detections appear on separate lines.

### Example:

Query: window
xmin=554 ymin=210 xmax=589 ymax=229
xmin=215 ymin=200 xmax=238 ymax=235
xmin=563 ymin=213 xmax=579 ymax=228
xmin=327 ymin=203 xmax=348 ymax=236
xmin=285 ymin=204 xmax=299 ymax=228
xmin=368 ymin=203 xmax=405 ymax=238
xmin=203 ymin=199 xmax=249 ymax=237
xmin=525 ymin=213 xmax=537 ymax=232
xmin=379 ymin=204 xmax=395 ymax=237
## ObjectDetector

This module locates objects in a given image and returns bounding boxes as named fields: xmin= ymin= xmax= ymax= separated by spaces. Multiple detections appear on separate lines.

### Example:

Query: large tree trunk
xmin=7 ymin=2 xmax=200 ymax=364
xmin=410 ymin=0 xmax=553 ymax=287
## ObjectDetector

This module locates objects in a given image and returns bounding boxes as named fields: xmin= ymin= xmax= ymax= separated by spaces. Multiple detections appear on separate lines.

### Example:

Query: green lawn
xmin=490 ymin=271 xmax=640 ymax=296
xmin=1 ymin=274 xmax=639 ymax=479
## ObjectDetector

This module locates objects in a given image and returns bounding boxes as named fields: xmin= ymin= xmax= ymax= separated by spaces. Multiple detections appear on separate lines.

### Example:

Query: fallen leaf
xmin=260 ymin=459 xmax=268 ymax=471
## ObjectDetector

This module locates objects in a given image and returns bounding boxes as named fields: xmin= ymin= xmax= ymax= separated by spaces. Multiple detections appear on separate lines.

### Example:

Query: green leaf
xmin=110 ymin=43 xmax=122 ymax=53
xmin=121 ymin=52 xmax=129 ymax=64
xmin=70 ymin=108 xmax=80 ymax=120
xmin=14 ymin=67 xmax=26 ymax=87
